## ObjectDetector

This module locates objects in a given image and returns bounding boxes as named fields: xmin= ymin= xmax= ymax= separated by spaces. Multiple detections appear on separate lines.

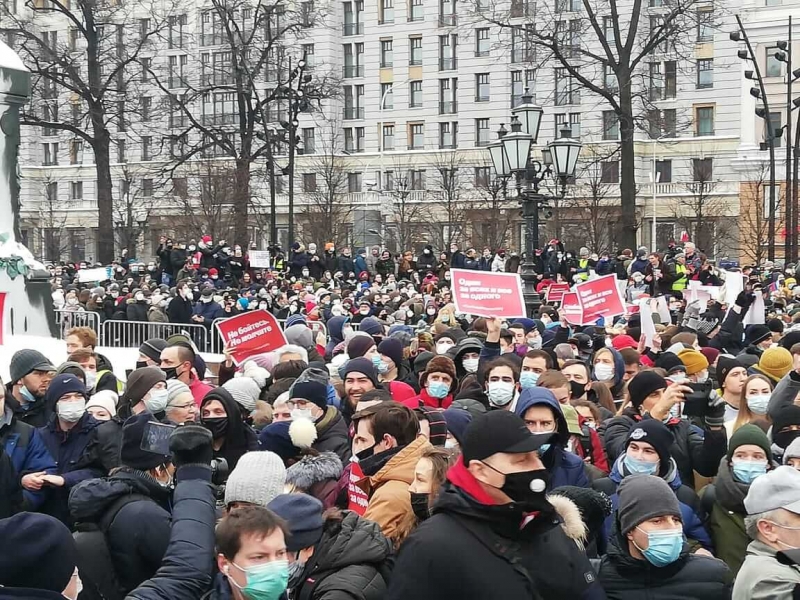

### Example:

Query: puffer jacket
xmin=0 ymin=407 xmax=56 ymax=509
xmin=313 ymin=406 xmax=352 ymax=463
xmin=416 ymin=247 xmax=436 ymax=275
xmin=285 ymin=452 xmax=344 ymax=509
xmin=292 ymin=511 xmax=393 ymax=600
xmin=599 ymin=512 xmax=732 ymax=600
xmin=733 ymin=540 xmax=800 ymax=599
xmin=593 ymin=454 xmax=712 ymax=553
xmin=358 ymin=436 xmax=431 ymax=544
xmin=513 ymin=388 xmax=590 ymax=489
xmin=701 ymin=456 xmax=751 ymax=575
xmin=600 ymin=407 xmax=727 ymax=488
xmin=69 ymin=468 xmax=172 ymax=595
xmin=192 ymin=299 xmax=224 ymax=328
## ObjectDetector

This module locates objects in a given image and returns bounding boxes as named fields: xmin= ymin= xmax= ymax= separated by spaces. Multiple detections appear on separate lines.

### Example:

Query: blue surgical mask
xmin=520 ymin=371 xmax=540 ymax=389
xmin=624 ymin=454 xmax=659 ymax=476
xmin=634 ymin=528 xmax=684 ymax=567
xmin=746 ymin=394 xmax=770 ymax=415
xmin=229 ymin=560 xmax=289 ymax=600
xmin=487 ymin=381 xmax=516 ymax=406
xmin=427 ymin=381 xmax=450 ymax=399
xmin=19 ymin=386 xmax=37 ymax=407
xmin=732 ymin=459 xmax=768 ymax=484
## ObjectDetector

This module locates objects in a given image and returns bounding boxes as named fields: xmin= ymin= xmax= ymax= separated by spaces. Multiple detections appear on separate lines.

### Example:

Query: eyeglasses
xmin=169 ymin=403 xmax=195 ymax=410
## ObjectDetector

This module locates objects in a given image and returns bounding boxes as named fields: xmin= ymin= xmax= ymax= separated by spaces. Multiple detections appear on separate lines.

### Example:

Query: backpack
xmin=73 ymin=493 xmax=151 ymax=600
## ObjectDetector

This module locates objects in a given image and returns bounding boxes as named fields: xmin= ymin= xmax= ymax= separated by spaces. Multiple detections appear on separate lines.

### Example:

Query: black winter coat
xmin=126 ymin=301 xmax=149 ymax=322
xmin=336 ymin=255 xmax=356 ymax=276
xmin=386 ymin=476 xmax=606 ymax=600
xmin=4 ymin=383 xmax=56 ymax=428
xmin=416 ymin=249 xmax=436 ymax=275
xmin=70 ymin=468 xmax=172 ymax=595
xmin=200 ymin=389 xmax=259 ymax=473
xmin=308 ymin=253 xmax=326 ymax=279
xmin=314 ymin=407 xmax=352 ymax=463
xmin=294 ymin=511 xmax=393 ymax=600
xmin=167 ymin=296 xmax=194 ymax=325
xmin=0 ymin=446 xmax=22 ymax=518
xmin=598 ymin=516 xmax=732 ymax=600
xmin=599 ymin=409 xmax=727 ymax=488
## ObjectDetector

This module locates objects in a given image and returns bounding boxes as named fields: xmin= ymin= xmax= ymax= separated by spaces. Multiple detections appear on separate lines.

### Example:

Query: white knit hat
xmin=241 ymin=361 xmax=270 ymax=389
xmin=223 ymin=377 xmax=261 ymax=413
xmin=224 ymin=451 xmax=287 ymax=508
xmin=86 ymin=390 xmax=118 ymax=417
xmin=165 ymin=379 xmax=191 ymax=406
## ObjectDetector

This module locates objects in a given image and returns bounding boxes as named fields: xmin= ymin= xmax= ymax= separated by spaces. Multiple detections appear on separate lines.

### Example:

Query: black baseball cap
xmin=462 ymin=411 xmax=555 ymax=464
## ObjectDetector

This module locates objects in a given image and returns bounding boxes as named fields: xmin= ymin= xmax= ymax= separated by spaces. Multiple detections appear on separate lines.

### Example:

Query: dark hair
xmin=68 ymin=348 xmax=96 ymax=363
xmin=360 ymin=389 xmax=394 ymax=404
xmin=354 ymin=402 xmax=419 ymax=446
xmin=562 ymin=359 xmax=590 ymax=378
xmin=507 ymin=322 xmax=525 ymax=332
xmin=499 ymin=331 xmax=514 ymax=345
xmin=484 ymin=356 xmax=520 ymax=383
xmin=525 ymin=350 xmax=553 ymax=369
xmin=619 ymin=348 xmax=641 ymax=366
xmin=571 ymin=399 xmax=601 ymax=424
xmin=216 ymin=506 xmax=288 ymax=559
xmin=537 ymin=370 xmax=568 ymax=390
xmin=172 ymin=344 xmax=195 ymax=366
xmin=263 ymin=378 xmax=295 ymax=404
xmin=271 ymin=360 xmax=308 ymax=381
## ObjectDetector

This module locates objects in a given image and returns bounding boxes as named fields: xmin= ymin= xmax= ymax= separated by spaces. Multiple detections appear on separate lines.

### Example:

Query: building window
xmin=555 ymin=67 xmax=579 ymax=105
xmin=142 ymin=179 xmax=153 ymax=197
xmin=768 ymin=112 xmax=783 ymax=147
xmin=45 ymin=182 xmax=57 ymax=204
xmin=410 ymin=37 xmax=423 ymax=65
xmin=696 ymin=9 xmax=713 ymax=42
xmin=410 ymin=169 xmax=426 ymax=190
xmin=140 ymin=57 xmax=151 ymax=82
xmin=511 ymin=24 xmax=535 ymax=63
xmin=602 ymin=111 xmax=619 ymax=140
xmin=348 ymin=172 xmax=362 ymax=192
xmin=168 ymin=14 xmax=187 ymax=49
xmin=117 ymin=139 xmax=126 ymax=163
xmin=409 ymin=0 xmax=424 ymax=21
xmin=409 ymin=80 xmax=423 ymax=108
xmin=409 ymin=123 xmax=424 ymax=149
xmin=381 ymin=83 xmax=394 ymax=109
xmin=695 ymin=105 xmax=714 ymax=136
xmin=344 ymin=128 xmax=354 ymax=152
xmin=383 ymin=170 xmax=395 ymax=190
xmin=69 ymin=139 xmax=83 ymax=165
xmin=343 ymin=1 xmax=364 ymax=35
xmin=663 ymin=108 xmax=677 ymax=137
xmin=511 ymin=69 xmax=535 ymax=107
xmin=601 ymin=161 xmax=619 ymax=184
xmin=70 ymin=181 xmax=83 ymax=200
xmin=474 ymin=166 xmax=490 ymax=188
xmin=475 ymin=28 xmax=490 ymax=56
xmin=554 ymin=112 xmax=580 ymax=138
xmin=439 ymin=78 xmax=457 ymax=114
xmin=302 ymin=44 xmax=315 ymax=67
xmin=654 ymin=159 xmax=672 ymax=183
xmin=439 ymin=122 xmax=457 ymax=148
xmin=303 ymin=173 xmax=317 ymax=192
xmin=692 ymin=158 xmax=713 ymax=181
xmin=475 ymin=73 xmax=490 ymax=102
xmin=380 ymin=0 xmax=394 ymax=23
xmin=439 ymin=0 xmax=456 ymax=26
xmin=141 ymin=136 xmax=151 ymax=161
xmin=696 ymin=58 xmax=713 ymax=89
xmin=383 ymin=124 xmax=395 ymax=150
xmin=302 ymin=128 xmax=315 ymax=154
xmin=42 ymin=142 xmax=58 ymax=166
xmin=439 ymin=34 xmax=457 ymax=70
xmin=475 ymin=118 xmax=491 ymax=146
xmin=766 ymin=46 xmax=783 ymax=77
xmin=380 ymin=39 xmax=393 ymax=67
xmin=141 ymin=96 xmax=151 ymax=122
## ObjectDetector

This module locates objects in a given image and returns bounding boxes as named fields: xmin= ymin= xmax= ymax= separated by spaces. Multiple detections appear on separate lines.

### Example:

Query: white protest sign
xmin=249 ymin=250 xmax=271 ymax=268
xmin=638 ymin=298 xmax=657 ymax=346
xmin=743 ymin=293 xmax=766 ymax=325
xmin=722 ymin=269 xmax=745 ymax=306
xmin=77 ymin=266 xmax=112 ymax=283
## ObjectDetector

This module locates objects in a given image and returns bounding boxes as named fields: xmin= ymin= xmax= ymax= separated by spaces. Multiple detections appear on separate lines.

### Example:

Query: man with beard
xmin=5 ymin=350 xmax=56 ymax=428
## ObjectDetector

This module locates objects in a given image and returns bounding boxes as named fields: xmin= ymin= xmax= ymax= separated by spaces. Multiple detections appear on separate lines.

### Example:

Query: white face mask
xmin=695 ymin=370 xmax=709 ymax=384
xmin=463 ymin=358 xmax=479 ymax=373
xmin=746 ymin=394 xmax=770 ymax=415
xmin=135 ymin=292 xmax=145 ymax=302
xmin=84 ymin=371 xmax=97 ymax=390
xmin=487 ymin=381 xmax=515 ymax=406
xmin=57 ymin=399 xmax=87 ymax=423
xmin=291 ymin=408 xmax=314 ymax=421
xmin=436 ymin=342 xmax=454 ymax=355
xmin=594 ymin=363 xmax=615 ymax=382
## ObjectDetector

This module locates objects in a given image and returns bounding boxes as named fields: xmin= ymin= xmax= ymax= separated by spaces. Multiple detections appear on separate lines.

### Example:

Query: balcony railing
xmin=439 ymin=13 xmax=457 ymax=26
xmin=439 ymin=100 xmax=457 ymax=114
xmin=343 ymin=65 xmax=365 ymax=77
xmin=343 ymin=22 xmax=364 ymax=35
xmin=343 ymin=107 xmax=365 ymax=120
xmin=439 ymin=57 xmax=457 ymax=71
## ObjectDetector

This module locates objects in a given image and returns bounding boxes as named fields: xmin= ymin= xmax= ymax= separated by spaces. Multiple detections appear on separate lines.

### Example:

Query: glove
xmin=169 ymin=425 xmax=214 ymax=468
xmin=705 ymin=389 xmax=725 ymax=428
xmin=735 ymin=291 xmax=754 ymax=311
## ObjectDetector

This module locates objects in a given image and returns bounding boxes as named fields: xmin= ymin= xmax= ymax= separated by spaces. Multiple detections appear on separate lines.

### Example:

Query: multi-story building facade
xmin=7 ymin=0 xmax=799 ymax=262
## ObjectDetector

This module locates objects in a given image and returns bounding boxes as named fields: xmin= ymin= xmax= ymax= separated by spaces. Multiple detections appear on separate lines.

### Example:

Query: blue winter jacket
xmin=594 ymin=454 xmax=713 ymax=552
xmin=513 ymin=388 xmax=590 ymax=489
xmin=0 ymin=409 xmax=57 ymax=509
xmin=192 ymin=299 xmax=224 ymax=326
xmin=354 ymin=255 xmax=368 ymax=274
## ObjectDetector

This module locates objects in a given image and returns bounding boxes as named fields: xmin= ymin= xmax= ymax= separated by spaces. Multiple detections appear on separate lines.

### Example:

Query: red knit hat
xmin=201 ymin=235 xmax=212 ymax=244
xmin=611 ymin=335 xmax=637 ymax=350
xmin=419 ymin=356 xmax=458 ymax=394
xmin=208 ymin=267 xmax=218 ymax=276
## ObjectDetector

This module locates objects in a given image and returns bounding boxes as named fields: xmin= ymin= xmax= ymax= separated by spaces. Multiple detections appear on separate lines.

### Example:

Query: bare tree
xmin=471 ymin=0 xmax=716 ymax=249
xmin=737 ymin=161 xmax=778 ymax=265
xmin=469 ymin=164 xmax=516 ymax=250
xmin=32 ymin=171 xmax=80 ymax=261
xmin=4 ymin=0 xmax=174 ymax=263
xmin=425 ymin=152 xmax=470 ymax=249
xmin=384 ymin=158 xmax=429 ymax=252
xmin=152 ymin=0 xmax=338 ymax=247
xmin=112 ymin=166 xmax=159 ymax=257
xmin=171 ymin=161 xmax=239 ymax=242
xmin=297 ymin=123 xmax=352 ymax=246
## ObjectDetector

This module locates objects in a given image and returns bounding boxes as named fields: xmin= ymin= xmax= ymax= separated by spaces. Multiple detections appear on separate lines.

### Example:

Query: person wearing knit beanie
xmin=378 ymin=338 xmax=404 ymax=372
xmin=627 ymin=371 xmax=667 ymax=409
xmin=415 ymin=406 xmax=448 ymax=446
xmin=753 ymin=346 xmax=793 ymax=384
xmin=616 ymin=474 xmax=682 ymax=535
xmin=240 ymin=360 xmax=270 ymax=389
xmin=771 ymin=404 xmax=800 ymax=452
xmin=699 ymin=347 xmax=719 ymax=367
xmin=783 ymin=437 xmax=800 ymax=468
xmin=164 ymin=379 xmax=196 ymax=424
xmin=727 ymin=423 xmax=772 ymax=463
xmin=343 ymin=357 xmax=381 ymax=389
xmin=290 ymin=380 xmax=329 ymax=411
xmin=676 ymin=348 xmax=709 ymax=377
xmin=224 ymin=451 xmax=286 ymax=509
xmin=120 ymin=366 xmax=167 ymax=417
xmin=223 ymin=377 xmax=261 ymax=413
xmin=443 ymin=407 xmax=472 ymax=447
xmin=744 ymin=324 xmax=773 ymax=349
xmin=717 ymin=356 xmax=746 ymax=393
xmin=347 ymin=334 xmax=377 ymax=360
xmin=285 ymin=324 xmax=314 ymax=349
xmin=85 ymin=389 xmax=118 ymax=420
xmin=267 ymin=493 xmax=325 ymax=552
xmin=55 ymin=361 xmax=86 ymax=384
xmin=622 ymin=419 xmax=673 ymax=477
xmin=285 ymin=313 xmax=308 ymax=329
xmin=138 ymin=338 xmax=167 ymax=367
xmin=611 ymin=335 xmax=637 ymax=351
xmin=119 ymin=413 xmax=172 ymax=472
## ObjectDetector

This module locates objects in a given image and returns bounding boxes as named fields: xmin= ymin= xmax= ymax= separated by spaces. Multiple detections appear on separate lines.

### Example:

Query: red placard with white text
xmin=561 ymin=292 xmax=585 ymax=325
xmin=545 ymin=282 xmax=571 ymax=303
xmin=214 ymin=310 xmax=287 ymax=364
xmin=451 ymin=269 xmax=526 ymax=318
xmin=574 ymin=275 xmax=626 ymax=324
xmin=347 ymin=462 xmax=369 ymax=516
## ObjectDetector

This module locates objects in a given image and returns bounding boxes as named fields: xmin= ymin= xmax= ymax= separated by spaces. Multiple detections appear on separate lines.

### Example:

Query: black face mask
xmin=569 ymin=380 xmax=586 ymax=400
xmin=410 ymin=492 xmax=431 ymax=521
xmin=484 ymin=463 xmax=551 ymax=510
xmin=162 ymin=367 xmax=179 ymax=380
xmin=775 ymin=428 xmax=800 ymax=452
xmin=136 ymin=360 xmax=149 ymax=370
xmin=202 ymin=416 xmax=229 ymax=440
xmin=355 ymin=445 xmax=375 ymax=462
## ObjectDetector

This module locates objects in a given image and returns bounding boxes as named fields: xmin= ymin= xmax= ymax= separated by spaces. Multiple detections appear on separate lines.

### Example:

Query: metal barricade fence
xmin=100 ymin=320 xmax=212 ymax=351
xmin=53 ymin=310 xmax=101 ymax=340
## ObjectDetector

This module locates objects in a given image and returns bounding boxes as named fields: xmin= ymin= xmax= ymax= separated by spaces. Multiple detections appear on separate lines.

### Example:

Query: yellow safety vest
xmin=577 ymin=259 xmax=590 ymax=281
xmin=672 ymin=263 xmax=687 ymax=291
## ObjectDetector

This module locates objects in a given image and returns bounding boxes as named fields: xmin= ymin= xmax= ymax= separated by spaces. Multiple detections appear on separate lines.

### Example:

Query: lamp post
xmin=487 ymin=90 xmax=582 ymax=315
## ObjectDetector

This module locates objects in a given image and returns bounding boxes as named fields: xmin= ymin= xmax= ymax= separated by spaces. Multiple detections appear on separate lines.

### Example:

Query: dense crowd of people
xmin=6 ymin=235 xmax=800 ymax=599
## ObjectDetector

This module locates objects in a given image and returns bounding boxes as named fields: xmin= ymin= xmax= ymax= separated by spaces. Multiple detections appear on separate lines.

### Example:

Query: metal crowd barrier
xmin=100 ymin=320 xmax=212 ymax=351
xmin=53 ymin=309 xmax=101 ymax=339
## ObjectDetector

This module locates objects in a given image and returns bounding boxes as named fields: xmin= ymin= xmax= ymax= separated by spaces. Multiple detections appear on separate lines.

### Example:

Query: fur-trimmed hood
xmin=547 ymin=493 xmax=587 ymax=549
xmin=285 ymin=451 xmax=343 ymax=491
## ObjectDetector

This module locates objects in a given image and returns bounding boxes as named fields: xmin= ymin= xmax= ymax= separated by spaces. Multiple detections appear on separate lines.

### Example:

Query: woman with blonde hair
xmin=732 ymin=374 xmax=773 ymax=434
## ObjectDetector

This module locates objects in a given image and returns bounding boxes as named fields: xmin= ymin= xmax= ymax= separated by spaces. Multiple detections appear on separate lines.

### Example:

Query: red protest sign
xmin=545 ymin=282 xmax=571 ymax=303
xmin=574 ymin=275 xmax=626 ymax=324
xmin=561 ymin=292 xmax=585 ymax=325
xmin=214 ymin=310 xmax=287 ymax=364
xmin=347 ymin=462 xmax=369 ymax=516
xmin=451 ymin=268 xmax=526 ymax=318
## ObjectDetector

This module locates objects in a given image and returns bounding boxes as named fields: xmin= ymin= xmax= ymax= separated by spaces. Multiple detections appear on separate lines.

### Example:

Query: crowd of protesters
xmin=6 ymin=234 xmax=800 ymax=599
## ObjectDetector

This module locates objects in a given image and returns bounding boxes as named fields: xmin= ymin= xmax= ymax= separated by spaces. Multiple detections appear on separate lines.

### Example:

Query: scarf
xmin=714 ymin=458 xmax=749 ymax=515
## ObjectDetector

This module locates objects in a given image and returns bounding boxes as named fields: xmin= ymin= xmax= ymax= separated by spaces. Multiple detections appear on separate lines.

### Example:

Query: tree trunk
xmin=618 ymin=81 xmax=638 ymax=250
xmin=93 ymin=126 xmax=114 ymax=263
xmin=234 ymin=158 xmax=250 ymax=246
